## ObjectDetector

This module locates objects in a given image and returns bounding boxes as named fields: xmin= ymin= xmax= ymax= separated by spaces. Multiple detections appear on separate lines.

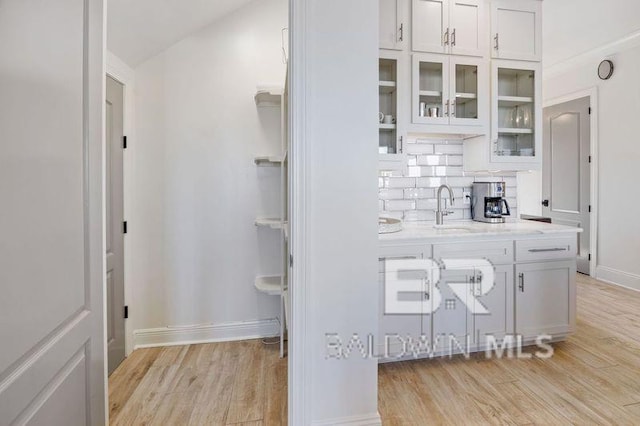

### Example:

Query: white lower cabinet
xmin=471 ymin=264 xmax=513 ymax=346
xmin=379 ymin=237 xmax=577 ymax=363
xmin=515 ymin=260 xmax=576 ymax=340
xmin=378 ymin=245 xmax=430 ymax=359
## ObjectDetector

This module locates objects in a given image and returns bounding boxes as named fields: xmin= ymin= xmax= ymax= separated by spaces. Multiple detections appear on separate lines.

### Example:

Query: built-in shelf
xmin=255 ymin=218 xmax=287 ymax=229
xmin=419 ymin=90 xmax=442 ymax=98
xmin=379 ymin=123 xmax=396 ymax=131
xmin=254 ymin=88 xmax=283 ymax=107
xmin=254 ymin=155 xmax=284 ymax=166
xmin=498 ymin=127 xmax=534 ymax=134
xmin=379 ymin=80 xmax=396 ymax=94
xmin=455 ymin=92 xmax=477 ymax=105
xmin=254 ymin=275 xmax=282 ymax=296
xmin=498 ymin=96 xmax=534 ymax=107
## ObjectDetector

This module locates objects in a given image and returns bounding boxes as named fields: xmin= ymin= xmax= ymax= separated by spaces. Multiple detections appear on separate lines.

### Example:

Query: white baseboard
xmin=596 ymin=266 xmax=640 ymax=292
xmin=312 ymin=412 xmax=382 ymax=426
xmin=133 ymin=318 xmax=280 ymax=349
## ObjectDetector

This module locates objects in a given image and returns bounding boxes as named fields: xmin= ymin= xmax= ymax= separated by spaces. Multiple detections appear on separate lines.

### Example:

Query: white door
xmin=106 ymin=76 xmax=126 ymax=374
xmin=450 ymin=0 xmax=483 ymax=57
xmin=412 ymin=0 xmax=449 ymax=54
xmin=543 ymin=97 xmax=591 ymax=275
xmin=491 ymin=0 xmax=542 ymax=61
xmin=471 ymin=264 xmax=513 ymax=344
xmin=515 ymin=261 xmax=576 ymax=339
xmin=378 ymin=247 xmax=425 ymax=358
xmin=379 ymin=0 xmax=407 ymax=50
xmin=0 ymin=0 xmax=106 ymax=424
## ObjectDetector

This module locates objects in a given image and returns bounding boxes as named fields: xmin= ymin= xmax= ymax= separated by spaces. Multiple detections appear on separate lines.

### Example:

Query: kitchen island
xmin=377 ymin=220 xmax=582 ymax=362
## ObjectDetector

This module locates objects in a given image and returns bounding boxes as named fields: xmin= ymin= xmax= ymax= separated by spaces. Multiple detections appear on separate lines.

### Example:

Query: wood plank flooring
xmin=379 ymin=274 xmax=640 ymax=424
xmin=110 ymin=274 xmax=640 ymax=425
xmin=108 ymin=340 xmax=286 ymax=425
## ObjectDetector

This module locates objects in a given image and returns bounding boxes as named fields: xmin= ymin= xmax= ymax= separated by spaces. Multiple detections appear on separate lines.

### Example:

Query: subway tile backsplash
xmin=379 ymin=138 xmax=518 ymax=222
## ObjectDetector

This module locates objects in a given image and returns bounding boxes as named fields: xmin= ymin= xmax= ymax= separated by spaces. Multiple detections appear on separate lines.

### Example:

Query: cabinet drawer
xmin=515 ymin=237 xmax=576 ymax=262
xmin=433 ymin=240 xmax=513 ymax=265
xmin=379 ymin=245 xmax=432 ymax=272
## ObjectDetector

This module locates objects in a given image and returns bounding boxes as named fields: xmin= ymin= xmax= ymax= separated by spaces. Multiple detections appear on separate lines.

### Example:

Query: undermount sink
xmin=432 ymin=225 xmax=478 ymax=233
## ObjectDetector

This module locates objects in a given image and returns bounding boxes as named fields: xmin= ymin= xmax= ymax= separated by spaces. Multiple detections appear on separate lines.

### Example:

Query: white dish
xmin=379 ymin=217 xmax=402 ymax=234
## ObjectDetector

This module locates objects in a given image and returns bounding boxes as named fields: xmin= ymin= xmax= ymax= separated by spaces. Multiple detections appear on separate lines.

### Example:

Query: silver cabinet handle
xmin=445 ymin=100 xmax=450 ymax=117
xmin=425 ymin=280 xmax=430 ymax=300
xmin=494 ymin=33 xmax=499 ymax=50
xmin=518 ymin=273 xmax=525 ymax=292
xmin=451 ymin=28 xmax=456 ymax=46
xmin=399 ymin=23 xmax=404 ymax=42
xmin=444 ymin=28 xmax=450 ymax=46
xmin=398 ymin=135 xmax=403 ymax=154
xmin=528 ymin=248 xmax=568 ymax=253
xmin=451 ymin=99 xmax=456 ymax=117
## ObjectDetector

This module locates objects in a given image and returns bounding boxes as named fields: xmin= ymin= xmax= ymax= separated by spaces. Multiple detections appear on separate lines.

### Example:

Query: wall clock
xmin=598 ymin=60 xmax=614 ymax=80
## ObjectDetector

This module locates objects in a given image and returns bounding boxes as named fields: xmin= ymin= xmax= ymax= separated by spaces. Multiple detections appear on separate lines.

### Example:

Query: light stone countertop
xmin=379 ymin=220 xmax=582 ymax=244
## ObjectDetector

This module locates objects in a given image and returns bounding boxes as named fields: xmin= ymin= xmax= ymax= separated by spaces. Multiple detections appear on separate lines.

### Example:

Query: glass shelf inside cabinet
xmin=418 ymin=61 xmax=444 ymax=119
xmin=496 ymin=67 xmax=536 ymax=158
xmin=379 ymin=58 xmax=399 ymax=154
xmin=454 ymin=64 xmax=478 ymax=120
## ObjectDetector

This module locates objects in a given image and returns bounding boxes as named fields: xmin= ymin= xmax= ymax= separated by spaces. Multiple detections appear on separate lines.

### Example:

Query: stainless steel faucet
xmin=436 ymin=184 xmax=455 ymax=225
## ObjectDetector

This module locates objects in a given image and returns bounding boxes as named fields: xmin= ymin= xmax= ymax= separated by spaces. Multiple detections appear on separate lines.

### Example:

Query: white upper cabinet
xmin=412 ymin=0 xmax=448 ymax=54
xmin=491 ymin=0 xmax=542 ymax=61
xmin=380 ymin=0 xmax=409 ymax=51
xmin=412 ymin=0 xmax=484 ymax=57
xmin=450 ymin=0 xmax=484 ymax=57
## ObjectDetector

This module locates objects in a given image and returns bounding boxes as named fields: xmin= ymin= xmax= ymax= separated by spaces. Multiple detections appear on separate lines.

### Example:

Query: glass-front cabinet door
xmin=412 ymin=53 xmax=449 ymax=125
xmin=379 ymin=55 xmax=401 ymax=155
xmin=491 ymin=60 xmax=541 ymax=163
xmin=449 ymin=57 xmax=486 ymax=126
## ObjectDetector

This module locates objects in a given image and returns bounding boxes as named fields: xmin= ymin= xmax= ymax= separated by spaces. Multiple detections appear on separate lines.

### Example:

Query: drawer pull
xmin=528 ymin=247 xmax=567 ymax=253
xmin=518 ymin=273 xmax=525 ymax=292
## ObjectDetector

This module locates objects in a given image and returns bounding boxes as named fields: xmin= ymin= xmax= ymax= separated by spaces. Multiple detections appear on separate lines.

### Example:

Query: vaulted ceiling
xmin=107 ymin=0 xmax=254 ymax=67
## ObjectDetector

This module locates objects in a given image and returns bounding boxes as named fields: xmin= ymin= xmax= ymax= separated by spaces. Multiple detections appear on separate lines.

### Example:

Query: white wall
xmin=519 ymin=0 xmax=640 ymax=288
xmin=292 ymin=0 xmax=380 ymax=423
xmin=130 ymin=0 xmax=288 ymax=339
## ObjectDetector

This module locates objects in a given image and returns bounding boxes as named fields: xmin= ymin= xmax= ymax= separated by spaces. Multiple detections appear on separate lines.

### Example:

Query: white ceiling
xmin=107 ymin=0 xmax=254 ymax=67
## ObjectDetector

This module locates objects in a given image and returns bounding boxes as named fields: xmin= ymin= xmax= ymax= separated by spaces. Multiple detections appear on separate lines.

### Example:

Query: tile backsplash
xmin=379 ymin=138 xmax=518 ymax=222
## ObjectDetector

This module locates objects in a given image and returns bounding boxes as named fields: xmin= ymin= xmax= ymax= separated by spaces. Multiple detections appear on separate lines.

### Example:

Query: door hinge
xmin=123 ymin=221 xmax=128 ymax=234
xmin=588 ymin=254 xmax=592 ymax=261
xmin=588 ymin=107 xmax=592 ymax=115
xmin=588 ymin=205 xmax=592 ymax=213
xmin=124 ymin=305 xmax=129 ymax=319
xmin=589 ymin=155 xmax=592 ymax=163
xmin=123 ymin=135 xmax=128 ymax=149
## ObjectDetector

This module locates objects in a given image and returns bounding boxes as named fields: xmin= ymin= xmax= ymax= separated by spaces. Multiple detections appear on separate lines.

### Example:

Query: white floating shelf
xmin=254 ymin=156 xmax=284 ymax=166
xmin=419 ymin=90 xmax=442 ymax=98
xmin=255 ymin=275 xmax=282 ymax=296
xmin=255 ymin=218 xmax=287 ymax=229
xmin=498 ymin=96 xmax=534 ymax=107
xmin=498 ymin=127 xmax=534 ymax=134
xmin=254 ymin=88 xmax=283 ymax=107
xmin=379 ymin=80 xmax=397 ymax=94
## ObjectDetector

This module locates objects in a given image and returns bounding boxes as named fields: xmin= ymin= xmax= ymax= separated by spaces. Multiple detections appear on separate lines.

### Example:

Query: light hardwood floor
xmin=108 ymin=340 xmax=287 ymax=425
xmin=110 ymin=274 xmax=640 ymax=425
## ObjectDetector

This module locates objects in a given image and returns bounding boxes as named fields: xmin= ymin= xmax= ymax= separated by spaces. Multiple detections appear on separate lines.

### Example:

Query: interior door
xmin=412 ymin=0 xmax=449 ymax=54
xmin=450 ymin=0 xmax=483 ymax=57
xmin=106 ymin=76 xmax=126 ymax=374
xmin=0 ymin=0 xmax=106 ymax=424
xmin=543 ymin=97 xmax=591 ymax=274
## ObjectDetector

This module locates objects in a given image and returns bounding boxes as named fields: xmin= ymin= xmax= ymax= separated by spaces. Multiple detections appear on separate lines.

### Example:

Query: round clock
xmin=598 ymin=60 xmax=614 ymax=80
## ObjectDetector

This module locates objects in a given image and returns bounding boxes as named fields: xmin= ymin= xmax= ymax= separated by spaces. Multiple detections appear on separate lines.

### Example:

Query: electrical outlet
xmin=463 ymin=190 xmax=471 ymax=205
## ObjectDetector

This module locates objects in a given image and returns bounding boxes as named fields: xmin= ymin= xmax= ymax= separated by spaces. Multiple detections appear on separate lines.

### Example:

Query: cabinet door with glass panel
xmin=379 ymin=53 xmax=406 ymax=156
xmin=412 ymin=53 xmax=486 ymax=127
xmin=491 ymin=60 xmax=541 ymax=163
